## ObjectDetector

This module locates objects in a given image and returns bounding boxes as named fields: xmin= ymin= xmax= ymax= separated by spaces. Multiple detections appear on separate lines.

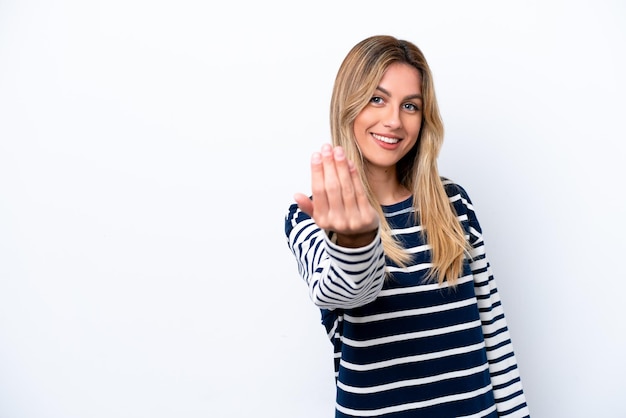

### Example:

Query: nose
xmin=383 ymin=107 xmax=402 ymax=129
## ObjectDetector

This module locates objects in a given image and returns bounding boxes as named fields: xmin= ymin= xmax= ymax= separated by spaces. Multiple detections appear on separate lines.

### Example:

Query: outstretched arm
xmin=286 ymin=144 xmax=386 ymax=310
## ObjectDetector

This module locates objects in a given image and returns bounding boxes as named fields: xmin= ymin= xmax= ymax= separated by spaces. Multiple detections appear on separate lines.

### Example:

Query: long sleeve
xmin=449 ymin=182 xmax=531 ymax=417
xmin=284 ymin=203 xmax=387 ymax=310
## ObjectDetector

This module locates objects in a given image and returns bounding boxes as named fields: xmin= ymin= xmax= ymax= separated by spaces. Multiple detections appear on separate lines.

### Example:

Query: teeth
xmin=373 ymin=133 xmax=399 ymax=144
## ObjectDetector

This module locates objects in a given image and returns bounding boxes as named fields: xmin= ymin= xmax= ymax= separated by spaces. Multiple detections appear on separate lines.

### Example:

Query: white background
xmin=1 ymin=1 xmax=625 ymax=417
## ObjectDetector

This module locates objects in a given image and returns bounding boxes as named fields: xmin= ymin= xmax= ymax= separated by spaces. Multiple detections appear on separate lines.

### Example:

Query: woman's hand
xmin=294 ymin=144 xmax=379 ymax=248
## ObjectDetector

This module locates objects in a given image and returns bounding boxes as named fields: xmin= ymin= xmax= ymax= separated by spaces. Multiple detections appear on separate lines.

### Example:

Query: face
xmin=353 ymin=62 xmax=422 ymax=174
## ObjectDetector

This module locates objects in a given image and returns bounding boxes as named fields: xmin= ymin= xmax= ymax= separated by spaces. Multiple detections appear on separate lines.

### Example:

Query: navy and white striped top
xmin=284 ymin=180 xmax=530 ymax=417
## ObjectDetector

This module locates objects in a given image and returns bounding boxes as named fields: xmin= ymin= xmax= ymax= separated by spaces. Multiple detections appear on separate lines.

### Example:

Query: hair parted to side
xmin=329 ymin=35 xmax=469 ymax=285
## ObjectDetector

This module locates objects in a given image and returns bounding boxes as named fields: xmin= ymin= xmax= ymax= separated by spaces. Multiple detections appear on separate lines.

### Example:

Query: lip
xmin=371 ymin=133 xmax=402 ymax=148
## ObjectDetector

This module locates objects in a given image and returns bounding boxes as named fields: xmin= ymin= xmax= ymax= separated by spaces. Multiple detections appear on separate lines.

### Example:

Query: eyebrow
xmin=376 ymin=86 xmax=423 ymax=101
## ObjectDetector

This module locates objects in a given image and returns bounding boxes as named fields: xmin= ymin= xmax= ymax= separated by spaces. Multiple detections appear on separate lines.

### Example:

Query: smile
xmin=372 ymin=133 xmax=400 ymax=144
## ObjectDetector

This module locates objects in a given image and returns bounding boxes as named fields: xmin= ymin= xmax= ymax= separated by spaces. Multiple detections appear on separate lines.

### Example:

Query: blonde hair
xmin=329 ymin=35 xmax=469 ymax=285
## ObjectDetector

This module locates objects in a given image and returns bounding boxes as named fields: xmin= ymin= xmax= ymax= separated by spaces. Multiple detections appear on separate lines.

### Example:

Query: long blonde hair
xmin=329 ymin=35 xmax=468 ymax=285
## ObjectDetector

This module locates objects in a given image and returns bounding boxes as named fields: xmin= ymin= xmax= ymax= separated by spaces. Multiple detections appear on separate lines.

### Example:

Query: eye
xmin=370 ymin=96 xmax=384 ymax=105
xmin=403 ymin=102 xmax=420 ymax=112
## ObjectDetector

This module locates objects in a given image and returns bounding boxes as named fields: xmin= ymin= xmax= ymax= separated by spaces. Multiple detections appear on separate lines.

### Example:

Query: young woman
xmin=284 ymin=35 xmax=530 ymax=418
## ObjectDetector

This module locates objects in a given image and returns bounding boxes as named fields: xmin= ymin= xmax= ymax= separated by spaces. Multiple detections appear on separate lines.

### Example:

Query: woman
xmin=284 ymin=35 xmax=530 ymax=418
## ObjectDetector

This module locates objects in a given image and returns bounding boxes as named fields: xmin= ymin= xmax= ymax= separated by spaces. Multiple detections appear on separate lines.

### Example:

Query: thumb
xmin=294 ymin=193 xmax=314 ymax=217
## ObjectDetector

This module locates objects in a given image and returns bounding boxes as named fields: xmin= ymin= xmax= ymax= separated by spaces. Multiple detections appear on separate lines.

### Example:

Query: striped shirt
xmin=284 ymin=179 xmax=530 ymax=417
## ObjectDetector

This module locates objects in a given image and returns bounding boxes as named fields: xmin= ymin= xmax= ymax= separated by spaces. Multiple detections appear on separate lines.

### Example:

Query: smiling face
xmin=353 ymin=62 xmax=423 ymax=175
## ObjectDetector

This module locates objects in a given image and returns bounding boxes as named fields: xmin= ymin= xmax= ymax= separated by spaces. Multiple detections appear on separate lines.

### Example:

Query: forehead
xmin=378 ymin=62 xmax=422 ymax=95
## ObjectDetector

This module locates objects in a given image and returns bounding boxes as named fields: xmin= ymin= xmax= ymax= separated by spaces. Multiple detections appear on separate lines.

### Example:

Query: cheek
xmin=352 ymin=124 xmax=368 ymax=147
xmin=407 ymin=117 xmax=423 ymax=139
xmin=352 ymin=114 xmax=372 ymax=141
xmin=353 ymin=112 xmax=370 ymax=133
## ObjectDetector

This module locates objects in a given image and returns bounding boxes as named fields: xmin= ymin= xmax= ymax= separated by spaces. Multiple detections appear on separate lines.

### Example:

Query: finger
xmin=333 ymin=146 xmax=357 ymax=211
xmin=349 ymin=160 xmax=373 ymax=216
xmin=294 ymin=193 xmax=314 ymax=217
xmin=320 ymin=143 xmax=342 ymax=212
xmin=309 ymin=151 xmax=329 ymax=216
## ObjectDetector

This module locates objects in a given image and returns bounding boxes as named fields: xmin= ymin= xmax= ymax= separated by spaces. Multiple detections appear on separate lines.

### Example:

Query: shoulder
xmin=440 ymin=177 xmax=483 ymax=237
xmin=441 ymin=177 xmax=473 ymax=204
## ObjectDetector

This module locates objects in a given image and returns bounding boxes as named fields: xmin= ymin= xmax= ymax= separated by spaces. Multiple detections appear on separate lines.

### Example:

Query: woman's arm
xmin=285 ymin=205 xmax=386 ymax=310
xmin=286 ymin=144 xmax=386 ymax=310
xmin=449 ymin=181 xmax=531 ymax=417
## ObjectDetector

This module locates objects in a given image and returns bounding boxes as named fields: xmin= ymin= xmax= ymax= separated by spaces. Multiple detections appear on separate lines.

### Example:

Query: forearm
xmin=470 ymin=246 xmax=529 ymax=417
xmin=288 ymin=217 xmax=386 ymax=309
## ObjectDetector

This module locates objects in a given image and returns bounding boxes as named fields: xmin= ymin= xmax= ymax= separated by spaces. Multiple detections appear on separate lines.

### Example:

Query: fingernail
xmin=321 ymin=143 xmax=332 ymax=155
xmin=311 ymin=152 xmax=322 ymax=164
xmin=334 ymin=147 xmax=344 ymax=160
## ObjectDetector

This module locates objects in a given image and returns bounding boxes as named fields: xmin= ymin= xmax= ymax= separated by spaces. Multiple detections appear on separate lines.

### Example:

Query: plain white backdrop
xmin=1 ymin=1 xmax=625 ymax=417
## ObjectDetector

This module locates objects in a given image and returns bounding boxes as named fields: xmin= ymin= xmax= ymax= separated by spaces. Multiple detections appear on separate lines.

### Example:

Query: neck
xmin=365 ymin=165 xmax=411 ymax=206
